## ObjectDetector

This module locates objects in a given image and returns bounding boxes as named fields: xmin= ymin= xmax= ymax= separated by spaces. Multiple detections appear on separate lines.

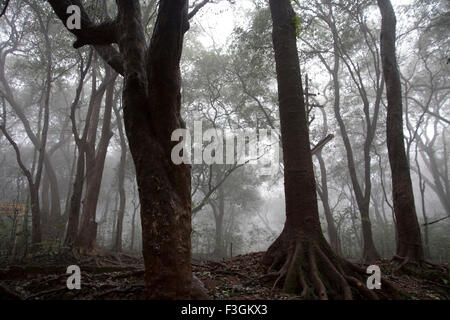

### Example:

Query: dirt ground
xmin=0 ymin=251 xmax=449 ymax=300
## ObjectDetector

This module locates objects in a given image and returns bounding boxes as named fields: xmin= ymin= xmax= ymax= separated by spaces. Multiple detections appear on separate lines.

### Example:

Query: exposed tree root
xmin=390 ymin=241 xmax=425 ymax=271
xmin=263 ymin=235 xmax=403 ymax=300
xmin=390 ymin=255 xmax=450 ymax=293
xmin=390 ymin=254 xmax=449 ymax=274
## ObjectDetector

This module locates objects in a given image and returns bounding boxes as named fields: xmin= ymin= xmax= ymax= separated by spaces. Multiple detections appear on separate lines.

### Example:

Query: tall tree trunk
xmin=0 ymin=127 xmax=42 ymax=249
xmin=130 ymin=204 xmax=138 ymax=252
xmin=76 ymin=72 xmax=116 ymax=250
xmin=64 ymin=53 xmax=93 ymax=246
xmin=415 ymin=149 xmax=431 ymax=259
xmin=47 ymin=0 xmax=207 ymax=299
xmin=130 ymin=183 xmax=139 ymax=252
xmin=371 ymin=197 xmax=388 ymax=257
xmin=64 ymin=148 xmax=85 ymax=246
xmin=113 ymin=102 xmax=127 ymax=252
xmin=314 ymin=108 xmax=341 ymax=255
xmin=211 ymin=191 xmax=225 ymax=258
xmin=316 ymin=152 xmax=341 ymax=255
xmin=322 ymin=3 xmax=381 ymax=263
xmin=377 ymin=0 xmax=423 ymax=263
xmin=262 ymin=0 xmax=393 ymax=299
xmin=118 ymin=0 xmax=193 ymax=299
xmin=38 ymin=7 xmax=61 ymax=239
xmin=40 ymin=173 xmax=50 ymax=238
xmin=359 ymin=205 xmax=380 ymax=262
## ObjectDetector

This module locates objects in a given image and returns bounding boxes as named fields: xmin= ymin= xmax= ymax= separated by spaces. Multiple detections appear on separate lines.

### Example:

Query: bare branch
xmin=0 ymin=0 xmax=10 ymax=19
xmin=311 ymin=134 xmax=334 ymax=155
xmin=188 ymin=0 xmax=210 ymax=20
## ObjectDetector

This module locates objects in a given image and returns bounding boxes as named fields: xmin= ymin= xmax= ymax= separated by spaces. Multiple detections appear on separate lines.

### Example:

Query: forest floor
xmin=0 ymin=251 xmax=449 ymax=300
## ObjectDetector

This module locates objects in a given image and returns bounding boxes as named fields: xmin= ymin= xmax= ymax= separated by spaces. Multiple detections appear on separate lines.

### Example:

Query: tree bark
xmin=377 ymin=0 xmax=424 ymax=263
xmin=261 ymin=0 xmax=394 ymax=299
xmin=65 ymin=54 xmax=96 ymax=246
xmin=315 ymin=108 xmax=341 ymax=255
xmin=211 ymin=190 xmax=225 ymax=258
xmin=0 ymin=126 xmax=42 ymax=248
xmin=76 ymin=70 xmax=117 ymax=250
xmin=318 ymin=2 xmax=382 ymax=263
xmin=46 ymin=0 xmax=210 ymax=299
xmin=117 ymin=0 xmax=193 ymax=298
xmin=113 ymin=102 xmax=127 ymax=252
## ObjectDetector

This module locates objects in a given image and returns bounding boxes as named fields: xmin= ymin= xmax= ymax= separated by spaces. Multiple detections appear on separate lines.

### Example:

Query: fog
xmin=0 ymin=0 xmax=448 ymax=291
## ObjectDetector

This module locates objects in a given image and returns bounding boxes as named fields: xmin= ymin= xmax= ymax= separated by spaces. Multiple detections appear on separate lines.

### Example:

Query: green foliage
xmin=293 ymin=14 xmax=303 ymax=38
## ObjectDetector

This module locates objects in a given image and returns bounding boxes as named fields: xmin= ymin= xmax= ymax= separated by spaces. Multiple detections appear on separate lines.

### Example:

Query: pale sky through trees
xmin=0 ymin=0 xmax=448 ymax=302
xmin=192 ymin=0 xmax=414 ymax=49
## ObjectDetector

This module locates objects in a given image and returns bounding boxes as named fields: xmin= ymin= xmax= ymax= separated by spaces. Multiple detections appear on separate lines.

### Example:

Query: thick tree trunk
xmin=264 ymin=0 xmax=331 ymax=280
xmin=377 ymin=0 xmax=423 ymax=263
xmin=116 ymin=0 xmax=194 ymax=299
xmin=261 ymin=0 xmax=397 ymax=299
xmin=47 ymin=0 xmax=207 ymax=299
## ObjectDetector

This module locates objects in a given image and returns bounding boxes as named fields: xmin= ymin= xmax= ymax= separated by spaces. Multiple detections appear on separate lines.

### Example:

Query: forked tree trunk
xmin=76 ymin=73 xmax=116 ymax=250
xmin=116 ymin=0 xmax=193 ymax=299
xmin=377 ymin=0 xmax=423 ymax=264
xmin=65 ymin=54 xmax=93 ymax=246
xmin=47 ymin=0 xmax=214 ymax=299
xmin=262 ymin=0 xmax=399 ymax=300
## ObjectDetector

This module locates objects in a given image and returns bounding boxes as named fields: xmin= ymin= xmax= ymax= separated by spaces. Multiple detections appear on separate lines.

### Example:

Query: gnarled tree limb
xmin=46 ymin=0 xmax=124 ymax=75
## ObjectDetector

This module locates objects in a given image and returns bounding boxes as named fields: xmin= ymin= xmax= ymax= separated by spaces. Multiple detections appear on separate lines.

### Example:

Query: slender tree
xmin=299 ymin=1 xmax=383 ymax=262
xmin=112 ymin=99 xmax=128 ymax=252
xmin=377 ymin=0 xmax=424 ymax=264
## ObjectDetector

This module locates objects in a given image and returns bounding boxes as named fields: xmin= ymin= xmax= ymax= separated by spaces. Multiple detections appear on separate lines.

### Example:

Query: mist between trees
xmin=0 ymin=0 xmax=448 ymax=300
